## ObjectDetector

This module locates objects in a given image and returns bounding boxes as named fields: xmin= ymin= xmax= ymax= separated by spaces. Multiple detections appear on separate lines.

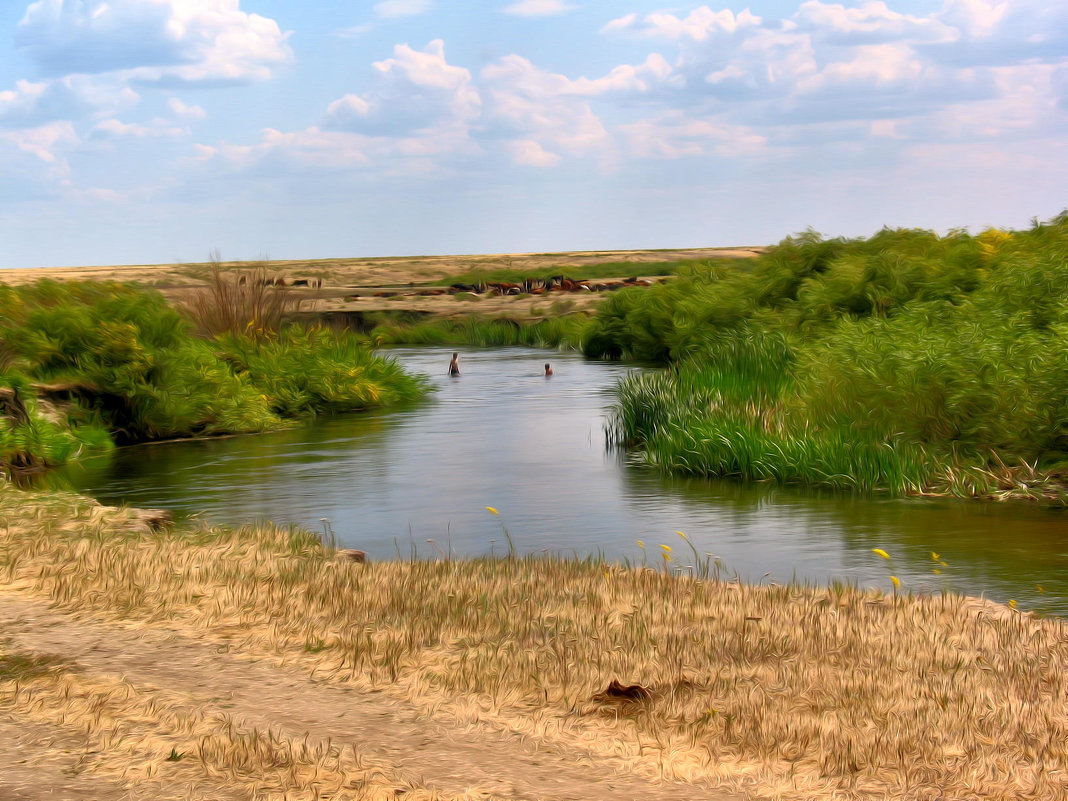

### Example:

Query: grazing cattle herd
xmin=249 ymin=273 xmax=660 ymax=302
xmin=448 ymin=275 xmax=656 ymax=296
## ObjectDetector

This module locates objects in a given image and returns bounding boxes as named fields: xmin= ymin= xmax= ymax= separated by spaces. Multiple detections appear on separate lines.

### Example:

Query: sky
xmin=0 ymin=0 xmax=1065 ymax=268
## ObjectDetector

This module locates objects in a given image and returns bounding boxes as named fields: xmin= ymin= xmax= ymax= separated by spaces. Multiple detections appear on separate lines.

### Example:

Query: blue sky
xmin=0 ymin=0 xmax=1065 ymax=268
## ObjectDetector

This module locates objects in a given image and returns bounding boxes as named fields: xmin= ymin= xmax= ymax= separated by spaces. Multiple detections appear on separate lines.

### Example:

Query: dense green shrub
xmin=219 ymin=326 xmax=426 ymax=418
xmin=0 ymin=280 xmax=427 ymax=473
xmin=600 ymin=213 xmax=1068 ymax=495
xmin=370 ymin=314 xmax=595 ymax=350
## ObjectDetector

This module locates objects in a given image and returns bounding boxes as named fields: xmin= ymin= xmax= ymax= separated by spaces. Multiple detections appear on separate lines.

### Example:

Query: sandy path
xmin=0 ymin=718 xmax=133 ymax=801
xmin=0 ymin=591 xmax=743 ymax=801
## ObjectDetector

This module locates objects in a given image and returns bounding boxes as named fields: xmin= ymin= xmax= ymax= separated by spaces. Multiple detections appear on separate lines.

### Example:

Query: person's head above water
xmin=544 ymin=363 xmax=553 ymax=376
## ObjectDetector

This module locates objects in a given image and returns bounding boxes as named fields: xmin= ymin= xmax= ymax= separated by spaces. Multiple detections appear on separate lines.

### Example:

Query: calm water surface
xmin=59 ymin=347 xmax=1068 ymax=614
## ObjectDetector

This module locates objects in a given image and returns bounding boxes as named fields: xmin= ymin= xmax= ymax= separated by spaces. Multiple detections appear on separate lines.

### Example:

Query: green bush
xmin=0 ymin=281 xmax=428 ymax=472
xmin=219 ymin=326 xmax=427 ymax=418
xmin=600 ymin=213 xmax=1068 ymax=495
xmin=370 ymin=315 xmax=595 ymax=350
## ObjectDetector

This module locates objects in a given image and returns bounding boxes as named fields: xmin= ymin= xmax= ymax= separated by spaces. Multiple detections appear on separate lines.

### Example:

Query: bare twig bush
xmin=2 ymin=488 xmax=1067 ymax=800
xmin=181 ymin=253 xmax=298 ymax=341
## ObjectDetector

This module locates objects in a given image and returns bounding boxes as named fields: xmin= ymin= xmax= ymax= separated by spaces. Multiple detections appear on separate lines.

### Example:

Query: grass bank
xmin=1 ymin=486 xmax=1065 ymax=800
xmin=369 ymin=311 xmax=596 ymax=349
xmin=0 ymin=278 xmax=428 ymax=475
xmin=590 ymin=215 xmax=1068 ymax=500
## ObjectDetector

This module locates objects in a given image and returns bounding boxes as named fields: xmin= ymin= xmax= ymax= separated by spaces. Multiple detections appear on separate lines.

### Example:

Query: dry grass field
xmin=2 ymin=487 xmax=1065 ymax=800
xmin=0 ymin=247 xmax=763 ymax=322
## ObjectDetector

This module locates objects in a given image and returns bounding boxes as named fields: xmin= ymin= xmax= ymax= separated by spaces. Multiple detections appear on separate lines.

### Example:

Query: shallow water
xmin=58 ymin=346 xmax=1068 ymax=614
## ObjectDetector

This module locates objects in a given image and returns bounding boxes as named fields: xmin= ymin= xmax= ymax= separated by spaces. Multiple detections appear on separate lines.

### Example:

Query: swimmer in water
xmin=449 ymin=352 xmax=460 ymax=376
xmin=544 ymin=363 xmax=553 ymax=377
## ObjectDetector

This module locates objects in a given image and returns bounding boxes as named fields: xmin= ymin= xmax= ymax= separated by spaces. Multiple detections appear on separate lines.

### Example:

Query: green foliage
xmin=601 ymin=214 xmax=1068 ymax=495
xmin=218 ymin=326 xmax=427 ymax=418
xmin=0 ymin=280 xmax=428 ymax=473
xmin=370 ymin=315 xmax=595 ymax=350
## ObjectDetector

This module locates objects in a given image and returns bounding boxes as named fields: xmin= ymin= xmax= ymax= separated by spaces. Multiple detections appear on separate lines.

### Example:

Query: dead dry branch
xmin=181 ymin=253 xmax=300 ymax=341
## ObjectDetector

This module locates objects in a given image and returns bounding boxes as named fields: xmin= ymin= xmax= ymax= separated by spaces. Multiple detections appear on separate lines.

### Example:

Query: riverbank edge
xmin=2 ymin=485 xmax=1066 ymax=801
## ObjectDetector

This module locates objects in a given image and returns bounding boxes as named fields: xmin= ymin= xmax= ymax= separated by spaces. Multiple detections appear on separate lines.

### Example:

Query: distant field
xmin=0 ymin=246 xmax=764 ymax=321
xmin=0 ymin=246 xmax=764 ymax=289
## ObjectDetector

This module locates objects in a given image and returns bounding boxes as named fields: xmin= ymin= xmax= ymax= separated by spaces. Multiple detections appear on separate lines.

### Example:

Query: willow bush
xmin=598 ymin=213 xmax=1068 ymax=496
xmin=0 ymin=280 xmax=427 ymax=473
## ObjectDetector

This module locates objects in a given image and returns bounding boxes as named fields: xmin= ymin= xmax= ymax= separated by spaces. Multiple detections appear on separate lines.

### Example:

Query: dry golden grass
xmin=2 ymin=485 xmax=1066 ymax=800
xmin=0 ymin=637 xmax=444 ymax=800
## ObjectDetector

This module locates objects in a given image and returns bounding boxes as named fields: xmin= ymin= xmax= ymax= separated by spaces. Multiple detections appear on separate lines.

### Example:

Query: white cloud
xmin=795 ymin=1 xmax=954 ymax=44
xmin=621 ymin=112 xmax=766 ymax=158
xmin=333 ymin=23 xmax=376 ymax=39
xmin=503 ymin=0 xmax=573 ymax=18
xmin=482 ymin=55 xmax=612 ymax=162
xmin=589 ymin=0 xmax=1068 ymax=165
xmin=507 ymin=139 xmax=560 ymax=166
xmin=600 ymin=13 xmax=637 ymax=35
xmin=939 ymin=0 xmax=1009 ymax=38
xmin=206 ymin=127 xmax=375 ymax=169
xmin=799 ymin=43 xmax=925 ymax=90
xmin=185 ymin=0 xmax=1068 ymax=199
xmin=929 ymin=0 xmax=1068 ymax=66
xmin=0 ymin=120 xmax=77 ymax=164
xmin=91 ymin=118 xmax=186 ymax=138
xmin=603 ymin=6 xmax=762 ymax=41
xmin=203 ymin=41 xmax=482 ymax=176
xmin=16 ymin=0 xmax=292 ymax=86
xmin=374 ymin=0 xmax=432 ymax=19
xmin=0 ymin=80 xmax=48 ymax=126
xmin=568 ymin=54 xmax=676 ymax=94
xmin=168 ymin=98 xmax=206 ymax=119
xmin=324 ymin=40 xmax=480 ymax=139
xmin=0 ymin=75 xmax=138 ymax=128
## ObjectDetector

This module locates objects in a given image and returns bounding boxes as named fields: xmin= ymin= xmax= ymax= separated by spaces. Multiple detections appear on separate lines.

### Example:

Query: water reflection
xmin=620 ymin=470 xmax=1068 ymax=614
xmin=57 ymin=346 xmax=1068 ymax=614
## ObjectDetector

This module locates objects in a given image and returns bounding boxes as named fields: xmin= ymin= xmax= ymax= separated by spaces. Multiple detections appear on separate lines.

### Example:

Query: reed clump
xmin=593 ymin=214 xmax=1068 ymax=500
xmin=2 ymin=487 xmax=1066 ymax=800
xmin=181 ymin=255 xmax=299 ymax=341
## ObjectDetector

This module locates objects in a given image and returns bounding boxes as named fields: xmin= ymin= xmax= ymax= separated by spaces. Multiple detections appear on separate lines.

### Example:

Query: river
xmin=58 ymin=346 xmax=1068 ymax=614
